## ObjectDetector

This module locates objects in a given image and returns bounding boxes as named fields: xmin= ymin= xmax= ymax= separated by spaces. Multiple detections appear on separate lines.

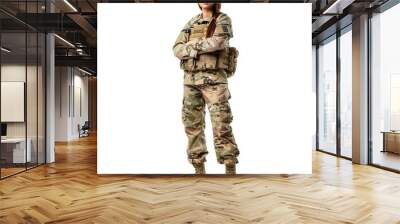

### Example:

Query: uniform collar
xmin=196 ymin=13 xmax=213 ymax=22
xmin=201 ymin=13 xmax=213 ymax=20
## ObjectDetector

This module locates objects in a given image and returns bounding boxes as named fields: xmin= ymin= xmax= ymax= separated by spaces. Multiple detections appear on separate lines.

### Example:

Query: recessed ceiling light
xmin=78 ymin=67 xmax=93 ymax=76
xmin=63 ymin=0 xmax=78 ymax=12
xmin=323 ymin=0 xmax=354 ymax=15
xmin=1 ymin=47 xmax=11 ymax=53
xmin=54 ymin=34 xmax=75 ymax=48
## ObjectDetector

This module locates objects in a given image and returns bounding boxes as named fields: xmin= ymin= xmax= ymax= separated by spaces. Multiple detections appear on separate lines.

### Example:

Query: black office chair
xmin=79 ymin=121 xmax=90 ymax=138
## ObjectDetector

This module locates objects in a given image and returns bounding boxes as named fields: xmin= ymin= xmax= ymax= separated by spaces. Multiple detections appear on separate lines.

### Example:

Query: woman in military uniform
xmin=173 ymin=3 xmax=239 ymax=175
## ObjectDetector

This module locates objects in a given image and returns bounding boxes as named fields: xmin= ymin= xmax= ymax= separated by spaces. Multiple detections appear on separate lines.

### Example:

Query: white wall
xmin=73 ymin=73 xmax=89 ymax=137
xmin=55 ymin=66 xmax=89 ymax=141
xmin=55 ymin=66 xmax=69 ymax=141
xmin=1 ymin=65 xmax=40 ymax=138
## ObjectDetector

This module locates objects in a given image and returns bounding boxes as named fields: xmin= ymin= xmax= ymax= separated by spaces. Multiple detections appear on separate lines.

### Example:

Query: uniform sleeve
xmin=188 ymin=13 xmax=233 ymax=54
xmin=172 ymin=18 xmax=199 ymax=60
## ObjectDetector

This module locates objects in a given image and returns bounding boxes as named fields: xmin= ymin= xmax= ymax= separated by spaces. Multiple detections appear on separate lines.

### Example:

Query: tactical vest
xmin=180 ymin=15 xmax=238 ymax=78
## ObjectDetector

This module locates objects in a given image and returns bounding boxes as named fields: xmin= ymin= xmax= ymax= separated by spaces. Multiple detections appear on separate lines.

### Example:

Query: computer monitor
xmin=1 ymin=123 xmax=7 ymax=137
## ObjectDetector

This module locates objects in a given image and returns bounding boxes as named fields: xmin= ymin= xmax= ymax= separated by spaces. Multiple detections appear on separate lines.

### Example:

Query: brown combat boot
xmin=194 ymin=163 xmax=206 ymax=175
xmin=224 ymin=160 xmax=236 ymax=175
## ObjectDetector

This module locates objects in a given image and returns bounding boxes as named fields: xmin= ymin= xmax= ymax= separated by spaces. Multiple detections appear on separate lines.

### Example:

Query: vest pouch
xmin=180 ymin=58 xmax=195 ymax=72
xmin=180 ymin=48 xmax=237 ymax=73
xmin=194 ymin=53 xmax=218 ymax=71
xmin=189 ymin=23 xmax=208 ymax=41
xmin=226 ymin=47 xmax=239 ymax=78
xmin=217 ymin=48 xmax=230 ymax=70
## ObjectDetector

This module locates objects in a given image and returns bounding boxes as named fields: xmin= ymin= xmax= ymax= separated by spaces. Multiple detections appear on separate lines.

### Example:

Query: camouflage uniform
xmin=173 ymin=12 xmax=239 ymax=166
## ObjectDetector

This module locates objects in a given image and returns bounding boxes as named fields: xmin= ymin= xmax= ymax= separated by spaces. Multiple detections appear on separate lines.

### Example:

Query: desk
xmin=381 ymin=131 xmax=400 ymax=154
xmin=1 ymin=138 xmax=32 ymax=164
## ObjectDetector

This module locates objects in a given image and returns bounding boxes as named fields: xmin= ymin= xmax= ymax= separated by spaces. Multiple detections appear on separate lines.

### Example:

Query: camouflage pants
xmin=182 ymin=83 xmax=239 ymax=165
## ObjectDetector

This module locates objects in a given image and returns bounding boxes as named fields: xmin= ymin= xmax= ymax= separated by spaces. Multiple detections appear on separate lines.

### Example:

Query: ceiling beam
xmin=323 ymin=0 xmax=356 ymax=14
xmin=67 ymin=13 xmax=97 ymax=39
xmin=55 ymin=55 xmax=96 ymax=70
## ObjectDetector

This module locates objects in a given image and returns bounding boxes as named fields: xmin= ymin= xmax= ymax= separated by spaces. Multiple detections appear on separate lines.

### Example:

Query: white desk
xmin=1 ymin=138 xmax=32 ymax=163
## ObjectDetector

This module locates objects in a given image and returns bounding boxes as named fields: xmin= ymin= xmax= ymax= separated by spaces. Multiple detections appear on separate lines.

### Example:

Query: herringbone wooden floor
xmin=1 ymin=134 xmax=400 ymax=224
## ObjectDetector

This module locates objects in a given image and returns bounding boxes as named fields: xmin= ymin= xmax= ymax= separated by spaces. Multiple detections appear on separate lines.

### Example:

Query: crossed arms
xmin=172 ymin=14 xmax=233 ymax=60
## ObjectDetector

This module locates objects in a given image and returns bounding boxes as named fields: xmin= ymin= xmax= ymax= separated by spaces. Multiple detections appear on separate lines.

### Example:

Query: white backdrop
xmin=98 ymin=3 xmax=312 ymax=174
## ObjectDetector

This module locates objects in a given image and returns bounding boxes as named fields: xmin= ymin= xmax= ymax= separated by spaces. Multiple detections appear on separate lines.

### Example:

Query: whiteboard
xmin=1 ymin=82 xmax=25 ymax=122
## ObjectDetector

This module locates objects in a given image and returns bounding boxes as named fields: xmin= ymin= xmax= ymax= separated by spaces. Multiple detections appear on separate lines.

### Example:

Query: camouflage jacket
xmin=173 ymin=12 xmax=233 ymax=85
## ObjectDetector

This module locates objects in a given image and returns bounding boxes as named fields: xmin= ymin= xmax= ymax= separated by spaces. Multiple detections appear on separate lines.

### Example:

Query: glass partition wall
xmin=0 ymin=31 xmax=27 ymax=177
xmin=370 ymin=3 xmax=400 ymax=172
xmin=316 ymin=26 xmax=352 ymax=159
xmin=0 ymin=2 xmax=46 ymax=179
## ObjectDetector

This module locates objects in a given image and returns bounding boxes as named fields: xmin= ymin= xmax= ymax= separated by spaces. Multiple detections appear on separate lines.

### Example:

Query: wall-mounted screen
xmin=1 ymin=82 xmax=25 ymax=122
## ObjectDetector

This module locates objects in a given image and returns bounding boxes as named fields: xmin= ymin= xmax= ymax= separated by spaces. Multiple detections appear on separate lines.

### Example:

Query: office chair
xmin=79 ymin=121 xmax=90 ymax=138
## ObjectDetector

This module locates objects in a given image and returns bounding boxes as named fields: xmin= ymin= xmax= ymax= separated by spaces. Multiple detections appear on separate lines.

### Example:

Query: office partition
xmin=0 ymin=1 xmax=47 ymax=179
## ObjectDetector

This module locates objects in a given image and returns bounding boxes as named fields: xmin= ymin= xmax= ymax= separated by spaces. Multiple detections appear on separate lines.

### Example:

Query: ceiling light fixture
xmin=323 ymin=0 xmax=355 ymax=15
xmin=63 ymin=0 xmax=78 ymax=12
xmin=54 ymin=34 xmax=75 ymax=48
xmin=1 ymin=47 xmax=11 ymax=53
xmin=78 ymin=67 xmax=93 ymax=76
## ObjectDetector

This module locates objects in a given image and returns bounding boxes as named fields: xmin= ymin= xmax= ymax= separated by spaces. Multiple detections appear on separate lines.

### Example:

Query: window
xmin=339 ymin=28 xmax=352 ymax=158
xmin=317 ymin=35 xmax=337 ymax=154
xmin=370 ymin=3 xmax=400 ymax=171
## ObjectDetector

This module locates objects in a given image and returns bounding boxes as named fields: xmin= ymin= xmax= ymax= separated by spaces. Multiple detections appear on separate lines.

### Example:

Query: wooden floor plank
xmin=1 ymin=134 xmax=400 ymax=223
